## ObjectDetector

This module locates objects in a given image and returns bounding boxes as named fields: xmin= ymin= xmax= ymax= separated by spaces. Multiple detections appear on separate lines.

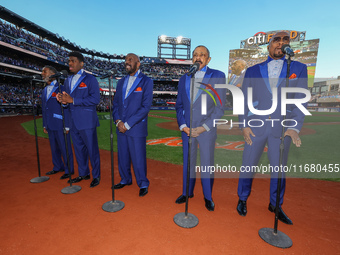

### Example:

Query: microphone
xmin=186 ymin=62 xmax=200 ymax=76
xmin=100 ymin=69 xmax=118 ymax=79
xmin=281 ymin=44 xmax=295 ymax=57
xmin=49 ymin=70 xmax=68 ymax=79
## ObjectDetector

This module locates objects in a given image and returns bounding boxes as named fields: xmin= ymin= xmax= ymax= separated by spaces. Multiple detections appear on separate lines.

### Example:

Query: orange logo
xmin=79 ymin=82 xmax=87 ymax=88
xmin=146 ymin=137 xmax=267 ymax=152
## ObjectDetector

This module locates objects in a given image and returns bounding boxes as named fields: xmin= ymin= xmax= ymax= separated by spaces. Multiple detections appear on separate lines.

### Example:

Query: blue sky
xmin=1 ymin=0 xmax=339 ymax=78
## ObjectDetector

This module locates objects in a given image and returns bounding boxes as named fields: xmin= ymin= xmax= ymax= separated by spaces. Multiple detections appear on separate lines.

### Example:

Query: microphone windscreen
xmin=33 ymin=74 xmax=41 ymax=80
xmin=281 ymin=44 xmax=290 ymax=53
xmin=61 ymin=70 xmax=68 ymax=76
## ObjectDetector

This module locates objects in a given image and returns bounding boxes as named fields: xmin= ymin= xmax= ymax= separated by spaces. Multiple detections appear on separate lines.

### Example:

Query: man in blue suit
xmin=236 ymin=31 xmax=308 ymax=224
xmin=41 ymin=65 xmax=73 ymax=179
xmin=57 ymin=51 xmax=101 ymax=188
xmin=112 ymin=53 xmax=153 ymax=197
xmin=175 ymin=45 xmax=226 ymax=211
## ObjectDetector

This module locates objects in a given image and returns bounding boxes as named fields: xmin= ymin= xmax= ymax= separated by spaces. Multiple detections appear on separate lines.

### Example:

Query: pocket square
xmin=135 ymin=87 xmax=142 ymax=92
xmin=52 ymin=92 xmax=57 ymax=97
xmin=289 ymin=73 xmax=297 ymax=79
xmin=79 ymin=82 xmax=87 ymax=88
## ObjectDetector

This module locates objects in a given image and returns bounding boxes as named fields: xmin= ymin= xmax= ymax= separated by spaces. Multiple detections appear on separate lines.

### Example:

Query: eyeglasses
xmin=272 ymin=36 xmax=290 ymax=44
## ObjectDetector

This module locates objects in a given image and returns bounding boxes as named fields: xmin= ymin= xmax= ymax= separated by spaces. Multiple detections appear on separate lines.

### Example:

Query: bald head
xmin=126 ymin=53 xmax=140 ymax=62
xmin=125 ymin=53 xmax=140 ymax=75
xmin=231 ymin=60 xmax=246 ymax=75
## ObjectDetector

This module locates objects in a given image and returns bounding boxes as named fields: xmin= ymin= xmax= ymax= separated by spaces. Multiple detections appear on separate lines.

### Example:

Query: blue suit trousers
xmin=70 ymin=123 xmax=100 ymax=179
xmin=238 ymin=124 xmax=292 ymax=206
xmin=117 ymin=132 xmax=149 ymax=188
xmin=48 ymin=129 xmax=74 ymax=174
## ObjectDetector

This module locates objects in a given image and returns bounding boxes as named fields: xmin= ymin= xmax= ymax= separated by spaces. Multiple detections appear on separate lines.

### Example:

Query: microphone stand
xmin=102 ymin=73 xmax=124 ymax=212
xmin=174 ymin=74 xmax=199 ymax=228
xmin=59 ymin=76 xmax=81 ymax=194
xmin=30 ymin=78 xmax=49 ymax=183
xmin=259 ymin=54 xmax=293 ymax=248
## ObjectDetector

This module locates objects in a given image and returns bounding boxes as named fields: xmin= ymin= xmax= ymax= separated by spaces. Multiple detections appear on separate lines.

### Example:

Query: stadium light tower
xmin=157 ymin=35 xmax=191 ymax=59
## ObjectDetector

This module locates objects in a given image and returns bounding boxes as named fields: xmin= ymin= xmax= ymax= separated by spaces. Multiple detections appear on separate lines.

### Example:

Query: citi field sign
xmin=242 ymin=30 xmax=305 ymax=48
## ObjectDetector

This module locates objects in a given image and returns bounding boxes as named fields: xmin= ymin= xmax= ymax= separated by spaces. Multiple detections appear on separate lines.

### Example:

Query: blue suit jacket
xmin=42 ymin=82 xmax=69 ymax=130
xmin=112 ymin=71 xmax=153 ymax=137
xmin=176 ymin=67 xmax=226 ymax=138
xmin=64 ymin=71 xmax=100 ymax=130
xmin=239 ymin=57 xmax=308 ymax=137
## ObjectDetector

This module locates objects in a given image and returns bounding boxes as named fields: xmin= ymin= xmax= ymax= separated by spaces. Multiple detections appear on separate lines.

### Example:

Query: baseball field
xmin=21 ymin=110 xmax=340 ymax=180
xmin=0 ymin=111 xmax=339 ymax=254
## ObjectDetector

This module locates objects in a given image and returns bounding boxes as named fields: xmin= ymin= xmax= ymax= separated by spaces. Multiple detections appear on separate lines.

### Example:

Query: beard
xmin=126 ymin=63 xmax=137 ymax=74
xmin=272 ymin=47 xmax=285 ymax=59
xmin=273 ymin=52 xmax=284 ymax=58
xmin=43 ymin=76 xmax=50 ymax=83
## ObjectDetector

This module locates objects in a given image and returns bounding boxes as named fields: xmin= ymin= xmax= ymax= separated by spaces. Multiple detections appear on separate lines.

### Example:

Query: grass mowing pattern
xmin=21 ymin=110 xmax=340 ymax=180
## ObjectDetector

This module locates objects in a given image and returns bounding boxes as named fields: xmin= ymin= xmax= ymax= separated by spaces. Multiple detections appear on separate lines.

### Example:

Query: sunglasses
xmin=272 ymin=36 xmax=290 ymax=43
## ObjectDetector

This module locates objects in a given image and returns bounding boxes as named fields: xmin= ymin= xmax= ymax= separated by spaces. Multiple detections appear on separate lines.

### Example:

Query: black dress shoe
xmin=268 ymin=203 xmax=293 ymax=225
xmin=60 ymin=173 xmax=72 ymax=180
xmin=175 ymin=194 xmax=194 ymax=204
xmin=90 ymin=178 xmax=100 ymax=188
xmin=237 ymin=199 xmax=247 ymax=216
xmin=46 ymin=170 xmax=59 ymax=175
xmin=139 ymin=187 xmax=148 ymax=197
xmin=113 ymin=182 xmax=132 ymax=189
xmin=204 ymin=198 xmax=215 ymax=211
xmin=67 ymin=174 xmax=90 ymax=183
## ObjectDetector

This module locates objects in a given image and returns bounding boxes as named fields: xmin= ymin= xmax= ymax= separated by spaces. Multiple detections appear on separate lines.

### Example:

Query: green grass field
xmin=307 ymin=66 xmax=316 ymax=88
xmin=21 ymin=110 xmax=340 ymax=181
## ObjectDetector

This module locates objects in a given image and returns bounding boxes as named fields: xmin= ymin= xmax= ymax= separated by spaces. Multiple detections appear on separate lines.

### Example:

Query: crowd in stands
xmin=1 ymin=18 xmax=190 ymax=80
xmin=309 ymin=94 xmax=320 ymax=103
xmin=142 ymin=64 xmax=189 ymax=80
xmin=153 ymin=83 xmax=177 ymax=91
xmin=0 ymin=66 xmax=27 ymax=75
xmin=152 ymin=95 xmax=177 ymax=107
xmin=308 ymin=91 xmax=340 ymax=105
xmin=298 ymin=54 xmax=318 ymax=64
xmin=0 ymin=19 xmax=69 ymax=64
xmin=0 ymin=83 xmax=42 ymax=114
xmin=97 ymin=96 xmax=111 ymax=112
xmin=0 ymin=81 xmax=180 ymax=115
xmin=0 ymin=83 xmax=42 ymax=104
xmin=307 ymin=41 xmax=319 ymax=50
xmin=0 ymin=52 xmax=43 ymax=71
xmin=0 ymin=18 xmax=194 ymax=114
xmin=85 ymin=58 xmax=125 ymax=75
xmin=318 ymin=92 xmax=340 ymax=99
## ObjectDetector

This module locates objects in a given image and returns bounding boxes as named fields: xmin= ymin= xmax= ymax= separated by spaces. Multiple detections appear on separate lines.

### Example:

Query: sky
xmin=1 ymin=0 xmax=339 ymax=78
